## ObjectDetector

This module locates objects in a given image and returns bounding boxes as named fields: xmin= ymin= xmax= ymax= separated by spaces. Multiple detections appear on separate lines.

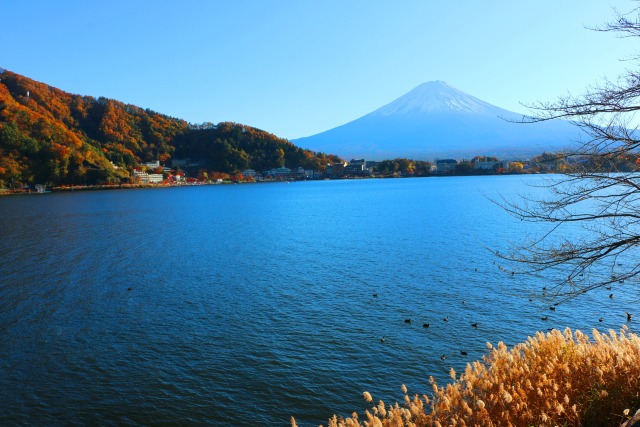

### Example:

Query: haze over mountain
xmin=293 ymin=81 xmax=581 ymax=160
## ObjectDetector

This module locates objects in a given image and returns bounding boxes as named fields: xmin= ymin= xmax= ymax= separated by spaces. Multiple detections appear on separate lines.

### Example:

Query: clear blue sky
xmin=2 ymin=1 xmax=636 ymax=140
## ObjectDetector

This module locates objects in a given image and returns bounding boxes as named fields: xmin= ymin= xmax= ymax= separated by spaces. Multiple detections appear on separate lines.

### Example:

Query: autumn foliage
xmin=293 ymin=327 xmax=640 ymax=427
xmin=0 ymin=68 xmax=338 ymax=187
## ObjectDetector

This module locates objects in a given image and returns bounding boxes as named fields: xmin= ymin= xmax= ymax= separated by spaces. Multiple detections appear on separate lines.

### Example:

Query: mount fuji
xmin=293 ymin=81 xmax=581 ymax=160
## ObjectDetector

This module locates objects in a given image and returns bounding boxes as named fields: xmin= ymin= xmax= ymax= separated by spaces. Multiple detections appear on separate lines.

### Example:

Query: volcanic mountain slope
xmin=293 ymin=81 xmax=581 ymax=160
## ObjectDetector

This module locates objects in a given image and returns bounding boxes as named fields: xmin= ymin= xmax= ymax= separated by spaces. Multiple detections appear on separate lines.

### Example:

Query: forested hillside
xmin=0 ymin=68 xmax=339 ymax=187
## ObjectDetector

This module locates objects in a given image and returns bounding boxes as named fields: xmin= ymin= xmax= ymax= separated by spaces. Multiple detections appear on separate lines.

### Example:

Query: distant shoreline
xmin=0 ymin=172 xmax=552 ymax=196
xmin=0 ymin=182 xmax=215 ymax=195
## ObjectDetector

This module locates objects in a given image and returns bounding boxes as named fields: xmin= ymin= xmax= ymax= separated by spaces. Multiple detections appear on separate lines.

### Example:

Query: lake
xmin=0 ymin=176 xmax=636 ymax=426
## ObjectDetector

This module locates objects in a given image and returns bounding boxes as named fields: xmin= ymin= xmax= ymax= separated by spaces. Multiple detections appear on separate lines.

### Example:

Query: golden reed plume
xmin=293 ymin=326 xmax=640 ymax=426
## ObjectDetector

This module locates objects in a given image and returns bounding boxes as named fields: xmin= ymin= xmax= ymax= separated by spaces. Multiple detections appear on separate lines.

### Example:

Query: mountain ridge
xmin=371 ymin=81 xmax=510 ymax=116
xmin=294 ymin=81 xmax=580 ymax=160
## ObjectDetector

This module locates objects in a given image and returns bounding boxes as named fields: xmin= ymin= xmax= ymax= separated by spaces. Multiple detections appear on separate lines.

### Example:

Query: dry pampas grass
xmin=293 ymin=326 xmax=640 ymax=427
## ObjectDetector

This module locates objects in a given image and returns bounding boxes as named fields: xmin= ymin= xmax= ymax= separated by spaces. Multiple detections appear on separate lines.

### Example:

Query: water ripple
xmin=0 ymin=178 xmax=637 ymax=426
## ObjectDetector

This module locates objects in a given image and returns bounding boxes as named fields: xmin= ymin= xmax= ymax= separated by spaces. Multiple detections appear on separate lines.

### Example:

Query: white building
xmin=133 ymin=170 xmax=164 ymax=183
xmin=147 ymin=174 xmax=163 ymax=183
xmin=474 ymin=160 xmax=510 ymax=171
xmin=264 ymin=167 xmax=292 ymax=178
xmin=144 ymin=160 xmax=160 ymax=169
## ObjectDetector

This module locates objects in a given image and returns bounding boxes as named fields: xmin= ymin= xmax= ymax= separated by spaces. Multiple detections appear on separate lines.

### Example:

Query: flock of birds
xmin=375 ymin=294 xmax=479 ymax=361
xmin=374 ymin=284 xmax=634 ymax=364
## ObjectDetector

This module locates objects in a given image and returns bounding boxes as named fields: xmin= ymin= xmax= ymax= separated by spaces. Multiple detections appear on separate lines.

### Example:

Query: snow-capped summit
xmin=293 ymin=82 xmax=581 ymax=160
xmin=372 ymin=81 xmax=505 ymax=116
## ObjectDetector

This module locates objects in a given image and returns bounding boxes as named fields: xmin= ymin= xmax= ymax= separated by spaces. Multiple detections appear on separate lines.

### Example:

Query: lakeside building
xmin=435 ymin=159 xmax=458 ymax=174
xmin=292 ymin=167 xmax=316 ymax=179
xmin=326 ymin=162 xmax=346 ymax=178
xmin=148 ymin=174 xmax=163 ymax=183
xmin=263 ymin=167 xmax=292 ymax=179
xmin=242 ymin=169 xmax=256 ymax=178
xmin=144 ymin=160 xmax=160 ymax=169
xmin=345 ymin=158 xmax=369 ymax=176
xmin=474 ymin=160 xmax=511 ymax=171
xmin=167 ymin=173 xmax=184 ymax=183
xmin=133 ymin=170 xmax=164 ymax=184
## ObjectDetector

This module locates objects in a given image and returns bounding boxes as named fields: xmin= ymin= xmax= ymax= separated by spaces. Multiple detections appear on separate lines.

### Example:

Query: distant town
xmin=1 ymin=153 xmax=578 ymax=195
xmin=112 ymin=154 xmax=565 ymax=186
xmin=6 ymin=148 xmax=631 ymax=195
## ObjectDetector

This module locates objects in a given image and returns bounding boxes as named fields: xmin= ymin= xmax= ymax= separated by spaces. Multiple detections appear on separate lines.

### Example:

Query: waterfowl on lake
xmin=404 ymin=319 xmax=411 ymax=324
xmin=542 ymin=316 xmax=548 ymax=320
xmin=471 ymin=322 xmax=478 ymax=328
xmin=549 ymin=306 xmax=556 ymax=311
xmin=443 ymin=317 xmax=449 ymax=322
xmin=127 ymin=287 xmax=133 ymax=291
xmin=460 ymin=351 xmax=468 ymax=356
xmin=373 ymin=293 xmax=378 ymax=298
xmin=610 ymin=293 xmax=614 ymax=298
xmin=440 ymin=354 xmax=446 ymax=361
xmin=380 ymin=337 xmax=385 ymax=343
xmin=599 ymin=317 xmax=604 ymax=322
xmin=423 ymin=323 xmax=430 ymax=328
xmin=627 ymin=312 xmax=633 ymax=321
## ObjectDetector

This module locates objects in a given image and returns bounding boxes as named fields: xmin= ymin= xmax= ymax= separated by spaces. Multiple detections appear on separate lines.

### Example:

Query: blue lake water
xmin=0 ymin=176 xmax=636 ymax=426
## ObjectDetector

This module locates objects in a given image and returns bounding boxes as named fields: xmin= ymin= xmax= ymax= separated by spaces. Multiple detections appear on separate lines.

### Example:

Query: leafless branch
xmin=495 ymin=4 xmax=640 ymax=299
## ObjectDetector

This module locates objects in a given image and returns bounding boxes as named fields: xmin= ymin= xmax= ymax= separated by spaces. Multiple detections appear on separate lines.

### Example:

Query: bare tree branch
xmin=496 ymin=4 xmax=640 ymax=300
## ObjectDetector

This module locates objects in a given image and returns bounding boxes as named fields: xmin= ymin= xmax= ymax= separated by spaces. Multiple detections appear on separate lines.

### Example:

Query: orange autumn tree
xmin=0 ymin=68 xmax=341 ymax=186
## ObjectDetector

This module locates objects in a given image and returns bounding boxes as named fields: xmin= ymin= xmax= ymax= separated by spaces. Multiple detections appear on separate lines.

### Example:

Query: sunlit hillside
xmin=0 ymin=68 xmax=339 ymax=187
